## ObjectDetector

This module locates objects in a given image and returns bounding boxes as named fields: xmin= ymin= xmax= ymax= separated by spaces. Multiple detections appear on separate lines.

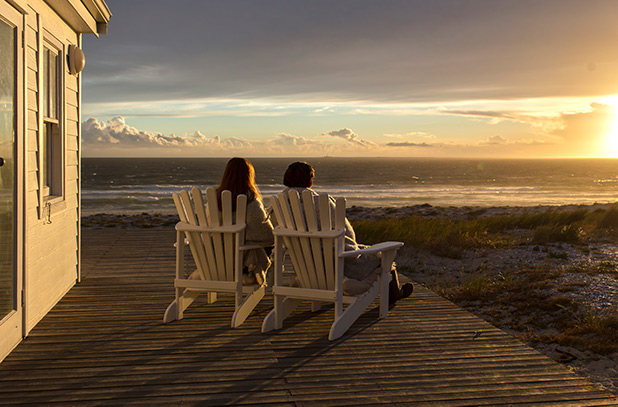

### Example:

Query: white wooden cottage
xmin=0 ymin=0 xmax=111 ymax=362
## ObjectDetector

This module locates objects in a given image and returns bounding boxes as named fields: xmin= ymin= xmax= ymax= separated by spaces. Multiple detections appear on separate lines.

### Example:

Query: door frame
xmin=0 ymin=0 xmax=25 ymax=363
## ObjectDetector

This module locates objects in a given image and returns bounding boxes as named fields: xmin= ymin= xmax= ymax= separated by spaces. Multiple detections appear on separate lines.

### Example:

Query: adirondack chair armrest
xmin=175 ymin=221 xmax=246 ymax=234
xmin=339 ymin=241 xmax=404 ymax=257
xmin=273 ymin=227 xmax=344 ymax=239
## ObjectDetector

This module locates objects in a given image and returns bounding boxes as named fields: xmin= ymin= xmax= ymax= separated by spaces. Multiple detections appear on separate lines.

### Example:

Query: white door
xmin=0 ymin=0 xmax=23 ymax=363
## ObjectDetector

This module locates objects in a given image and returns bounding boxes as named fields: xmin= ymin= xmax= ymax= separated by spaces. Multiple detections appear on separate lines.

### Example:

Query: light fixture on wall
xmin=68 ymin=45 xmax=85 ymax=75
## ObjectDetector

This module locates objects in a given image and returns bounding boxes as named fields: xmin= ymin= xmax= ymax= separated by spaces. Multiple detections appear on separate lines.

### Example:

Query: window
xmin=41 ymin=42 xmax=63 ymax=199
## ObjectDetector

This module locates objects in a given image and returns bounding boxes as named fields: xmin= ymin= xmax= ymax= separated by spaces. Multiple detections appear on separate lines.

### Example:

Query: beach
xmin=81 ymin=201 xmax=618 ymax=396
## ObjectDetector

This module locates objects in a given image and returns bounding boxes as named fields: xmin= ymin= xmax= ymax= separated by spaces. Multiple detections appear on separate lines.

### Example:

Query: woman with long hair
xmin=216 ymin=158 xmax=273 ymax=284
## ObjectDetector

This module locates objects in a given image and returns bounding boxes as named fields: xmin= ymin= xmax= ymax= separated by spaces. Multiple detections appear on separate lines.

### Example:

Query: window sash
xmin=43 ymin=47 xmax=59 ymax=120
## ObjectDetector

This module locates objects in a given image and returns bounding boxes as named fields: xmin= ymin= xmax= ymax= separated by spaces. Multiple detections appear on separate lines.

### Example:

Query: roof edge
xmin=44 ymin=0 xmax=111 ymax=36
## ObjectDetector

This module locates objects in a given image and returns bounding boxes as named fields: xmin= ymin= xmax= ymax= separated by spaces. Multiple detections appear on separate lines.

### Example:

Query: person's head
xmin=283 ymin=161 xmax=314 ymax=188
xmin=217 ymin=157 xmax=261 ymax=209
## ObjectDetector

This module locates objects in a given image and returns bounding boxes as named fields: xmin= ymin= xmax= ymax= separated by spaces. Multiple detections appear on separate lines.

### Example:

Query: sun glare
xmin=607 ymin=117 xmax=618 ymax=157
xmin=600 ymin=96 xmax=618 ymax=158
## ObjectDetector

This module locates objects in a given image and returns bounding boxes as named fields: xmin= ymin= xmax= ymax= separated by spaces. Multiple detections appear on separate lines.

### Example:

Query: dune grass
xmin=352 ymin=204 xmax=618 ymax=356
xmin=352 ymin=203 xmax=618 ymax=259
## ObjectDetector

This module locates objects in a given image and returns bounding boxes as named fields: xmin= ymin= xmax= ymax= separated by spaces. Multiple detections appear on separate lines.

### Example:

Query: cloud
xmin=276 ymin=132 xmax=317 ymax=147
xmin=480 ymin=135 xmax=508 ymax=145
xmin=267 ymin=133 xmax=333 ymax=155
xmin=82 ymin=116 xmax=340 ymax=157
xmin=444 ymin=108 xmax=564 ymax=134
xmin=82 ymin=116 xmax=224 ymax=148
xmin=385 ymin=142 xmax=434 ymax=148
xmin=384 ymin=131 xmax=437 ymax=140
xmin=321 ymin=128 xmax=377 ymax=147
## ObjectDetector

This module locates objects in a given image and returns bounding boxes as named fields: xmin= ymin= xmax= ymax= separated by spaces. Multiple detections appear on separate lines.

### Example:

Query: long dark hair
xmin=216 ymin=157 xmax=261 ymax=210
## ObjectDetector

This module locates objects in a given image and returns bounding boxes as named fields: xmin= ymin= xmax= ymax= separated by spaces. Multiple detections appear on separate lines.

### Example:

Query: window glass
xmin=43 ymin=48 xmax=58 ymax=120
xmin=43 ymin=49 xmax=49 ymax=118
xmin=42 ymin=42 xmax=62 ymax=199
xmin=0 ymin=16 xmax=15 ymax=317
xmin=49 ymin=51 xmax=57 ymax=120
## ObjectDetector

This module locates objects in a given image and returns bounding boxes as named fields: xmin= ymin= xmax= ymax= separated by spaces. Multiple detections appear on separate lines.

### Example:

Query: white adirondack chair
xmin=262 ymin=189 xmax=403 ymax=340
xmin=163 ymin=187 xmax=267 ymax=327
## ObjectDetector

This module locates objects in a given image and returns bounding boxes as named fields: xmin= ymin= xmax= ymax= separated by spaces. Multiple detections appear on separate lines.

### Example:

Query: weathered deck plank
xmin=0 ymin=228 xmax=615 ymax=406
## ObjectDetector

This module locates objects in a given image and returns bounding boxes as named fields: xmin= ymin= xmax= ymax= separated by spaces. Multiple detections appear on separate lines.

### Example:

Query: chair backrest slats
xmin=318 ymin=194 xmax=336 ymax=289
xmin=205 ymin=188 xmax=227 ymax=280
xmin=318 ymin=194 xmax=332 ymax=231
xmin=236 ymin=194 xmax=247 ymax=226
xmin=174 ymin=187 xmax=248 ymax=283
xmin=221 ymin=190 xmax=235 ymax=281
xmin=271 ymin=191 xmax=346 ymax=291
xmin=275 ymin=193 xmax=309 ymax=287
xmin=191 ymin=188 xmax=219 ymax=279
xmin=335 ymin=197 xmax=346 ymax=231
xmin=174 ymin=191 xmax=209 ymax=280
xmin=302 ymin=190 xmax=327 ymax=289
xmin=180 ymin=190 xmax=196 ymax=224
xmin=288 ymin=191 xmax=319 ymax=288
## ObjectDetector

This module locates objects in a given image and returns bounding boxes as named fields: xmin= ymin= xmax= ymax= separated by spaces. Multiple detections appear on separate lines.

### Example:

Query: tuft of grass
xmin=352 ymin=204 xmax=618 ymax=259
xmin=352 ymin=215 xmax=510 ymax=259
xmin=567 ymin=261 xmax=618 ymax=276
xmin=532 ymin=224 xmax=584 ymax=244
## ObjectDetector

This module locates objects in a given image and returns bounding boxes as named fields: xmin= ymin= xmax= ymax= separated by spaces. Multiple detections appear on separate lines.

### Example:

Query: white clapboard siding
xmin=23 ymin=0 xmax=82 ymax=336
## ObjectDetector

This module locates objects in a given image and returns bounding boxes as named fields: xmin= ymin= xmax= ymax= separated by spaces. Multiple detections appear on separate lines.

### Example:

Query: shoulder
xmin=246 ymin=198 xmax=267 ymax=218
xmin=247 ymin=198 xmax=265 ymax=210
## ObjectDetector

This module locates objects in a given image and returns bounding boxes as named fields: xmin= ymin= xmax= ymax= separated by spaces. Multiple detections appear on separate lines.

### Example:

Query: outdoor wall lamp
xmin=68 ymin=45 xmax=85 ymax=75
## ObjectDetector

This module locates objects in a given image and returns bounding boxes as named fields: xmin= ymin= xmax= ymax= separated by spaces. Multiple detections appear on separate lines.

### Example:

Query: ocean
xmin=81 ymin=157 xmax=618 ymax=215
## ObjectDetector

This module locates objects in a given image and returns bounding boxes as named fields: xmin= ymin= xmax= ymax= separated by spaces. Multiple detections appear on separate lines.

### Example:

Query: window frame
xmin=39 ymin=30 xmax=65 ymax=214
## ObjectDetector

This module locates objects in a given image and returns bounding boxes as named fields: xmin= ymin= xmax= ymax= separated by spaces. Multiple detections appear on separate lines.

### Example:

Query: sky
xmin=81 ymin=0 xmax=618 ymax=158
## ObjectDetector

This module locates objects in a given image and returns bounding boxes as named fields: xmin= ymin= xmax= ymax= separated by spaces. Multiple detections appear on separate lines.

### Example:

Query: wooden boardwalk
xmin=0 ymin=228 xmax=616 ymax=406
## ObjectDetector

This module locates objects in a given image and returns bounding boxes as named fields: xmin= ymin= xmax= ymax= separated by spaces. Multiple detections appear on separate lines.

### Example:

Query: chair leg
xmin=329 ymin=281 xmax=380 ymax=340
xmin=311 ymin=301 xmax=322 ymax=312
xmin=231 ymin=285 xmax=266 ymax=328
xmin=262 ymin=297 xmax=303 ymax=333
xmin=163 ymin=288 xmax=201 ymax=323
xmin=163 ymin=299 xmax=178 ymax=323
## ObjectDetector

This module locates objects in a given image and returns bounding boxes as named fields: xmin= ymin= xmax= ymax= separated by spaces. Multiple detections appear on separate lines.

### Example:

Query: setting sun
xmin=600 ymin=96 xmax=618 ymax=157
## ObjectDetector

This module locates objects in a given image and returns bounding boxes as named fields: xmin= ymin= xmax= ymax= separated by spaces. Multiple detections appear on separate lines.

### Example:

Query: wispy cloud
xmin=385 ymin=142 xmax=434 ymax=148
xmin=480 ymin=135 xmax=508 ymax=145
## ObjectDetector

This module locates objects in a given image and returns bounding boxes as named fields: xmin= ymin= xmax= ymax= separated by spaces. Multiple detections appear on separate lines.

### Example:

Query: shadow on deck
xmin=0 ymin=229 xmax=616 ymax=406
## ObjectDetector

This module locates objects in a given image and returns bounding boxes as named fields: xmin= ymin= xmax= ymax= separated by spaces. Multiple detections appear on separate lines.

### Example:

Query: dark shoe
xmin=400 ymin=283 xmax=413 ymax=299
xmin=389 ymin=279 xmax=400 ymax=304
xmin=389 ymin=282 xmax=414 ymax=304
